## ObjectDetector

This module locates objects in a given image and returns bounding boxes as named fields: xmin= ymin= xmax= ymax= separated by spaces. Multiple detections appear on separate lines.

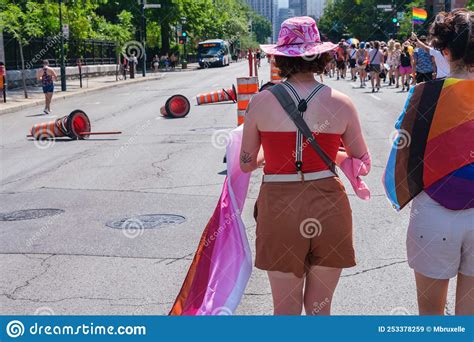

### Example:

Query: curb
xmin=0 ymin=71 xmax=183 ymax=116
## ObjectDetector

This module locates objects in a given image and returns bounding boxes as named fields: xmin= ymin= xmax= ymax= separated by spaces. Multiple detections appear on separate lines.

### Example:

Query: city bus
xmin=197 ymin=39 xmax=231 ymax=68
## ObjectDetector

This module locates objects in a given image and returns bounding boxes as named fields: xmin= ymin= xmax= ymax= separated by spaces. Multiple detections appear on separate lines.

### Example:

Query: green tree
xmin=0 ymin=1 xmax=43 ymax=98
xmin=251 ymin=13 xmax=272 ymax=44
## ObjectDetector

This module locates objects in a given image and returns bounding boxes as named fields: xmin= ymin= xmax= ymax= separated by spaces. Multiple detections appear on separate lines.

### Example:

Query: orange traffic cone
xmin=28 ymin=110 xmax=121 ymax=140
xmin=196 ymin=85 xmax=236 ymax=105
xmin=160 ymin=95 xmax=191 ymax=118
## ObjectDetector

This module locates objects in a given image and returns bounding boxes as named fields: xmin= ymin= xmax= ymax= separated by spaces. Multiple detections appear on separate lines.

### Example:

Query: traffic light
xmin=392 ymin=17 xmax=398 ymax=23
xmin=179 ymin=36 xmax=187 ymax=44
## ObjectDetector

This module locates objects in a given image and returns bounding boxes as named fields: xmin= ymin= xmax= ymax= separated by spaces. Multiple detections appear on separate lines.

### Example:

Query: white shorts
xmin=407 ymin=191 xmax=474 ymax=279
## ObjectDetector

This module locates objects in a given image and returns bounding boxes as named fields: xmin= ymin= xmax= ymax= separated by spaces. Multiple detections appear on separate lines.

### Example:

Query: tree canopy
xmin=0 ymin=0 xmax=272 ymax=54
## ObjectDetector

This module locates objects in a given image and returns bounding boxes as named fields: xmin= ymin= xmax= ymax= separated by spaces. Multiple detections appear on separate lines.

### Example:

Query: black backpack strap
xmin=269 ymin=83 xmax=337 ymax=175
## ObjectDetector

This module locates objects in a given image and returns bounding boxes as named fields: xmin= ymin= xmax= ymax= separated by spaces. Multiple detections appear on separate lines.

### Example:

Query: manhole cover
xmin=106 ymin=214 xmax=186 ymax=230
xmin=0 ymin=209 xmax=65 ymax=221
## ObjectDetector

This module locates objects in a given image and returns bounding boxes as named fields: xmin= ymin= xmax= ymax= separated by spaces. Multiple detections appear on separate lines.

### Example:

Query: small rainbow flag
xmin=412 ymin=7 xmax=428 ymax=24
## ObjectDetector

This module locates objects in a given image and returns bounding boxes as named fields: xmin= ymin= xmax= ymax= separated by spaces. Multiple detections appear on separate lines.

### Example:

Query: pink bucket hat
xmin=260 ymin=16 xmax=337 ymax=57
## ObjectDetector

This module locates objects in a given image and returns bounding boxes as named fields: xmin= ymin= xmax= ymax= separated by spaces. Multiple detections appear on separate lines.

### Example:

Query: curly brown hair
xmin=274 ymin=53 xmax=333 ymax=78
xmin=429 ymin=8 xmax=473 ymax=66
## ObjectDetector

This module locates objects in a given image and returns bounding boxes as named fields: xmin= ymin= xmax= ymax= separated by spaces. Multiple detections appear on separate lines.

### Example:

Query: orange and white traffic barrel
xmin=196 ymin=85 xmax=236 ymax=105
xmin=236 ymin=76 xmax=258 ymax=126
xmin=161 ymin=94 xmax=191 ymax=118
xmin=29 ymin=110 xmax=91 ymax=140
xmin=270 ymin=57 xmax=282 ymax=84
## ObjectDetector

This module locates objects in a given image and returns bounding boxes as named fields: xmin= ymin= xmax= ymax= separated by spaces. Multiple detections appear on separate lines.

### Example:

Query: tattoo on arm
xmin=240 ymin=151 xmax=252 ymax=164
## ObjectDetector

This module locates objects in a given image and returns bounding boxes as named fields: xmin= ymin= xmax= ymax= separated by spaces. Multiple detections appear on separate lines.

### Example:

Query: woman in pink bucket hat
xmin=240 ymin=17 xmax=370 ymax=315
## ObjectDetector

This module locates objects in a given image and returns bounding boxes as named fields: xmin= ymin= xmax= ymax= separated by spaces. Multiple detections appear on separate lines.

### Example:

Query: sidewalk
xmin=0 ymin=63 xmax=199 ymax=115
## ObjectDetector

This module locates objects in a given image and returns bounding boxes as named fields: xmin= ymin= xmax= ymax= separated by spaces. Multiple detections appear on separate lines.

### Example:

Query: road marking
xmin=370 ymin=94 xmax=381 ymax=101
xmin=211 ymin=83 xmax=219 ymax=87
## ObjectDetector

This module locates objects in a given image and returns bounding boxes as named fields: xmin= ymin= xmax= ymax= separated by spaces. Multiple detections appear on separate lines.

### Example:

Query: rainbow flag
xmin=412 ymin=7 xmax=428 ymax=24
xmin=169 ymin=126 xmax=252 ymax=315
xmin=383 ymin=78 xmax=474 ymax=211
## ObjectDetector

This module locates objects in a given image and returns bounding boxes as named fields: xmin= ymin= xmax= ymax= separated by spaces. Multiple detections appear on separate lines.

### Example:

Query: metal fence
xmin=3 ymin=34 xmax=118 ymax=70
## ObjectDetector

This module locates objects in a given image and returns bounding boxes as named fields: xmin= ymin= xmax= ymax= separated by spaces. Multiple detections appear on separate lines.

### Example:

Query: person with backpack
xmin=36 ymin=60 xmax=58 ymax=115
xmin=335 ymin=41 xmax=347 ymax=80
xmin=399 ymin=43 xmax=414 ymax=91
xmin=242 ymin=16 xmax=370 ymax=315
xmin=367 ymin=41 xmax=383 ymax=92
xmin=356 ymin=42 xmax=369 ymax=88
xmin=348 ymin=43 xmax=358 ymax=81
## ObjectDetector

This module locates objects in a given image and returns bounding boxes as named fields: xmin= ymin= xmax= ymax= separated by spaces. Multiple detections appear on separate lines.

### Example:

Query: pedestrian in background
xmin=412 ymin=32 xmax=450 ymax=79
xmin=389 ymin=42 xmax=402 ymax=88
xmin=368 ymin=41 xmax=383 ymax=92
xmin=413 ymin=35 xmax=435 ymax=83
xmin=356 ymin=42 xmax=368 ymax=88
xmin=348 ymin=43 xmax=358 ymax=81
xmin=36 ymin=60 xmax=57 ymax=115
xmin=152 ymin=55 xmax=159 ymax=72
xmin=399 ymin=43 xmax=414 ymax=91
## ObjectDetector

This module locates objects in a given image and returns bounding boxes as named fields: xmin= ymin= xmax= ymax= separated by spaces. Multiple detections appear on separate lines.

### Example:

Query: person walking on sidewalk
xmin=36 ymin=60 xmax=57 ymax=115
xmin=242 ymin=17 xmax=370 ymax=315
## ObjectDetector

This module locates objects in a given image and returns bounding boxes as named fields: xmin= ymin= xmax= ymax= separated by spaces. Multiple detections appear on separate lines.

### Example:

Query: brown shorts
xmin=253 ymin=176 xmax=355 ymax=278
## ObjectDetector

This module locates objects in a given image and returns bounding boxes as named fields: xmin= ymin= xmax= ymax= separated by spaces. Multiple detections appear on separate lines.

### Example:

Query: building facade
xmin=425 ymin=0 xmax=468 ymax=14
xmin=306 ymin=0 xmax=328 ymax=19
xmin=246 ymin=0 xmax=274 ymax=23
xmin=289 ymin=0 xmax=306 ymax=17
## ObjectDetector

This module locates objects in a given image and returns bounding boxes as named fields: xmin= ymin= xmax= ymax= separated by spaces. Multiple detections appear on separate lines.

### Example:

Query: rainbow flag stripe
xmin=383 ymin=78 xmax=474 ymax=211
xmin=412 ymin=7 xmax=428 ymax=24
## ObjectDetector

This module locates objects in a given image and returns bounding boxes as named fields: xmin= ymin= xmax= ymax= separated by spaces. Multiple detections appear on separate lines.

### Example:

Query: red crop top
xmin=260 ymin=131 xmax=342 ymax=175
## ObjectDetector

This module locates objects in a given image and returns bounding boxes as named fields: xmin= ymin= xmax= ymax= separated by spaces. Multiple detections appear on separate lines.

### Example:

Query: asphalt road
xmin=0 ymin=60 xmax=457 ymax=315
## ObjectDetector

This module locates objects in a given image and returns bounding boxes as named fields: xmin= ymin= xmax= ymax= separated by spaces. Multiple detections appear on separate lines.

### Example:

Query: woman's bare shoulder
xmin=320 ymin=86 xmax=357 ymax=119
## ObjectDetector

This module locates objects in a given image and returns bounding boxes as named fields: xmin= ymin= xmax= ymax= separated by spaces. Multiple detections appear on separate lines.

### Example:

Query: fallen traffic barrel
xmin=195 ymin=85 xmax=237 ymax=105
xmin=29 ymin=109 xmax=91 ymax=140
xmin=236 ymin=76 xmax=258 ymax=126
xmin=160 ymin=94 xmax=191 ymax=118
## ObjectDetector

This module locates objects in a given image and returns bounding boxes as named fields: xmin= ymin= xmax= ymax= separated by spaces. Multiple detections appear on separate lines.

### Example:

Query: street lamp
xmin=58 ymin=0 xmax=66 ymax=91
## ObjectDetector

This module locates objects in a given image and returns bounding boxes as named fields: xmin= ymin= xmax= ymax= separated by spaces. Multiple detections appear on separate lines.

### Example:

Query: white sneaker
xmin=43 ymin=109 xmax=49 ymax=115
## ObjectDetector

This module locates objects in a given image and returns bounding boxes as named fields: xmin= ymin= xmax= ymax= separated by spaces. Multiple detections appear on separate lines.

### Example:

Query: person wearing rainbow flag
xmin=383 ymin=8 xmax=474 ymax=316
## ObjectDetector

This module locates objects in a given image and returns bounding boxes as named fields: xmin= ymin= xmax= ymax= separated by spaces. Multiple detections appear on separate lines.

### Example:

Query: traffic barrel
xmin=195 ymin=85 xmax=236 ymax=105
xmin=236 ymin=76 xmax=258 ymax=126
xmin=270 ymin=56 xmax=282 ymax=84
xmin=29 ymin=110 xmax=91 ymax=140
xmin=160 ymin=94 xmax=191 ymax=118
